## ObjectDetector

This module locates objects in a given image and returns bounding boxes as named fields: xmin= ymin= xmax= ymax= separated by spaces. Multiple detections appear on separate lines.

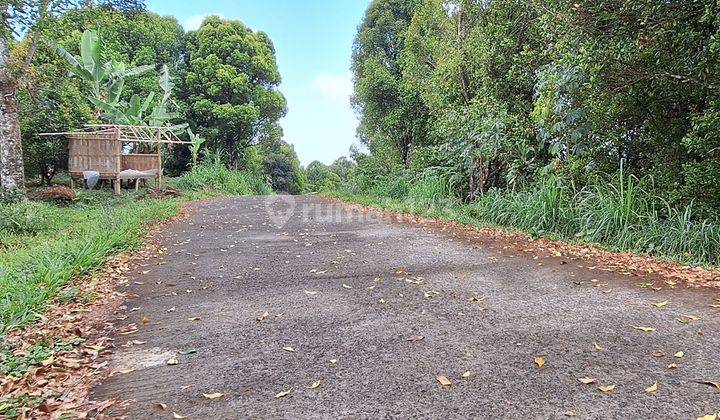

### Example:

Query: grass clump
xmin=170 ymin=161 xmax=272 ymax=198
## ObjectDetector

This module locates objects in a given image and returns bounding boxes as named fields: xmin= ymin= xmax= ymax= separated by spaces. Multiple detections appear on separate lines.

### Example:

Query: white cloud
xmin=312 ymin=72 xmax=353 ymax=105
xmin=182 ymin=13 xmax=224 ymax=31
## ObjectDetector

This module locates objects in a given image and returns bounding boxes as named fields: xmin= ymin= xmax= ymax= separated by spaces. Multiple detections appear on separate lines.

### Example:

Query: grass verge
xmin=0 ymin=191 xmax=180 ymax=331
xmin=0 ymin=164 xmax=272 ymax=332
xmin=327 ymin=173 xmax=720 ymax=268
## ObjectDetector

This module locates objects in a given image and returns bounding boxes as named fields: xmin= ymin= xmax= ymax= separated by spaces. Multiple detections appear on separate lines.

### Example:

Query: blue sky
xmin=145 ymin=0 xmax=370 ymax=165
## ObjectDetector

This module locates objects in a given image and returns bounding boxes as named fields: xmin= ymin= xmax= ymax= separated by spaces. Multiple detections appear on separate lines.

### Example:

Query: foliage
xmin=351 ymin=0 xmax=427 ymax=169
xmin=348 ymin=0 xmax=720 ymax=237
xmin=331 ymin=173 xmax=720 ymax=267
xmin=307 ymin=161 xmax=341 ymax=192
xmin=0 ymin=192 xmax=180 ymax=330
xmin=186 ymin=128 xmax=206 ymax=167
xmin=16 ymin=6 xmax=185 ymax=180
xmin=180 ymin=16 xmax=287 ymax=166
xmin=260 ymin=140 xmax=306 ymax=195
xmin=170 ymin=158 xmax=272 ymax=198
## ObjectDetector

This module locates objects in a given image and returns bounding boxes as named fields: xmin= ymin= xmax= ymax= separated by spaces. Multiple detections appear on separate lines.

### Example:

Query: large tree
xmin=180 ymin=16 xmax=287 ymax=167
xmin=351 ymin=0 xmax=427 ymax=170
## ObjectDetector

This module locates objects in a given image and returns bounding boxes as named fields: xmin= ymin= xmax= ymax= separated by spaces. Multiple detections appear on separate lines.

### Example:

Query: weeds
xmin=170 ymin=161 xmax=272 ymax=198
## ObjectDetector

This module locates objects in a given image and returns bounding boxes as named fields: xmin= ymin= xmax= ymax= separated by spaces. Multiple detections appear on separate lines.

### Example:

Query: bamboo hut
xmin=40 ymin=125 xmax=190 ymax=194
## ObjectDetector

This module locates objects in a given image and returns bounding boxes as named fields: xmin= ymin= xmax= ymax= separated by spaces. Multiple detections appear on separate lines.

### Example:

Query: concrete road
xmin=92 ymin=196 xmax=720 ymax=419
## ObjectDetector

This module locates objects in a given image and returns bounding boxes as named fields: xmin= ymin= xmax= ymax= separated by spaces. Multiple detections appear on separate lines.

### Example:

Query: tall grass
xmin=171 ymin=161 xmax=272 ymax=198
xmin=331 ymin=172 xmax=720 ymax=266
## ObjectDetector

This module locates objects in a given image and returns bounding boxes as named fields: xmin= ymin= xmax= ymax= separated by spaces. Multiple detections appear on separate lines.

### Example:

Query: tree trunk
xmin=401 ymin=135 xmax=411 ymax=170
xmin=0 ymin=36 xmax=25 ymax=190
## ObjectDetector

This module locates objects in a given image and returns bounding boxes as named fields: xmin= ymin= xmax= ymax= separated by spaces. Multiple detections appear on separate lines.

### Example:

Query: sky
xmin=145 ymin=0 xmax=370 ymax=165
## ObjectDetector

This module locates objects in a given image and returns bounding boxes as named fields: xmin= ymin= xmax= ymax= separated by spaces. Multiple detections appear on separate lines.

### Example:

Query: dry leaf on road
xmin=631 ymin=325 xmax=655 ymax=332
xmin=645 ymin=382 xmax=658 ymax=393
xmin=696 ymin=380 xmax=720 ymax=390
xmin=308 ymin=380 xmax=321 ymax=389
xmin=436 ymin=374 xmax=452 ymax=386
xmin=257 ymin=311 xmax=269 ymax=321
xmin=578 ymin=377 xmax=596 ymax=385
xmin=275 ymin=389 xmax=292 ymax=398
xmin=535 ymin=356 xmax=545 ymax=368
xmin=203 ymin=392 xmax=224 ymax=399
xmin=598 ymin=385 xmax=615 ymax=392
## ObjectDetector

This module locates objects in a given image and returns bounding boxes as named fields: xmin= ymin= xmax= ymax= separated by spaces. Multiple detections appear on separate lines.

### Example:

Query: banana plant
xmin=187 ymin=128 xmax=207 ymax=166
xmin=46 ymin=29 xmax=153 ymax=104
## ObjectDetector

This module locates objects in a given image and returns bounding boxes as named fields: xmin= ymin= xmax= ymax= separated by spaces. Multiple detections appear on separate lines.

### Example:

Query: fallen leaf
xmin=631 ymin=325 xmax=655 ymax=332
xmin=652 ymin=351 xmax=665 ymax=357
xmin=188 ymin=316 xmax=201 ymax=321
xmin=117 ymin=368 xmax=135 ymax=374
xmin=342 ymin=284 xmax=353 ymax=289
xmin=593 ymin=342 xmax=602 ymax=350
xmin=180 ymin=348 xmax=198 ymax=355
xmin=203 ymin=392 xmax=224 ymax=400
xmin=282 ymin=346 xmax=295 ymax=352
xmin=667 ymin=363 xmax=677 ymax=369
xmin=275 ymin=389 xmax=292 ymax=398
xmin=674 ymin=351 xmax=685 ymax=358
xmin=308 ymin=380 xmax=321 ymax=389
xmin=166 ymin=357 xmax=178 ymax=365
xmin=304 ymin=290 xmax=318 ymax=295
xmin=157 ymin=403 xmax=167 ymax=410
xmin=598 ymin=385 xmax=615 ymax=392
xmin=696 ymin=380 xmax=720 ymax=390
xmin=677 ymin=315 xmax=701 ymax=324
xmin=257 ymin=311 xmax=269 ymax=321
xmin=696 ymin=414 xmax=718 ymax=420
xmin=564 ymin=410 xmax=576 ymax=417
xmin=652 ymin=300 xmax=668 ymax=308
xmin=407 ymin=335 xmax=424 ymax=342
xmin=645 ymin=382 xmax=658 ymax=393
xmin=578 ymin=377 xmax=596 ymax=385
xmin=436 ymin=374 xmax=452 ymax=386
xmin=534 ymin=356 xmax=545 ymax=368
xmin=172 ymin=412 xmax=187 ymax=419
xmin=141 ymin=315 xmax=151 ymax=324
xmin=462 ymin=371 xmax=471 ymax=379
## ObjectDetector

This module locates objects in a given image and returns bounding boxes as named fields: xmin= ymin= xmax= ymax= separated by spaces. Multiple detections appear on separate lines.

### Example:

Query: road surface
xmin=92 ymin=196 xmax=720 ymax=419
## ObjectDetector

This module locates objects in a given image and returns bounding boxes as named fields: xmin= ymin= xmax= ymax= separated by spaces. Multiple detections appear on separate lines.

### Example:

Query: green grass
xmin=0 ymin=164 xmax=272 ymax=332
xmin=0 ymin=191 xmax=180 ymax=331
xmin=169 ymin=161 xmax=272 ymax=199
xmin=329 ymin=173 xmax=720 ymax=267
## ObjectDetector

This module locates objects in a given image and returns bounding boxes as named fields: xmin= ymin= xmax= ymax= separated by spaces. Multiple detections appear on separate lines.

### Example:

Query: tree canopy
xmin=180 ymin=16 xmax=287 ymax=167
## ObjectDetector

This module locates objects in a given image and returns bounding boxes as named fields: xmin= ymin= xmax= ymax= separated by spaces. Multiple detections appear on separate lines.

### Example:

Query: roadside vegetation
xmin=309 ymin=0 xmax=720 ymax=268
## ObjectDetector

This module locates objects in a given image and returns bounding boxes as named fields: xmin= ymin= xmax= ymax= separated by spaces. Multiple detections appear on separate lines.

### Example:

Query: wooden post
xmin=156 ymin=130 xmax=163 ymax=189
xmin=70 ymin=177 xmax=76 ymax=189
xmin=113 ymin=177 xmax=121 ymax=195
